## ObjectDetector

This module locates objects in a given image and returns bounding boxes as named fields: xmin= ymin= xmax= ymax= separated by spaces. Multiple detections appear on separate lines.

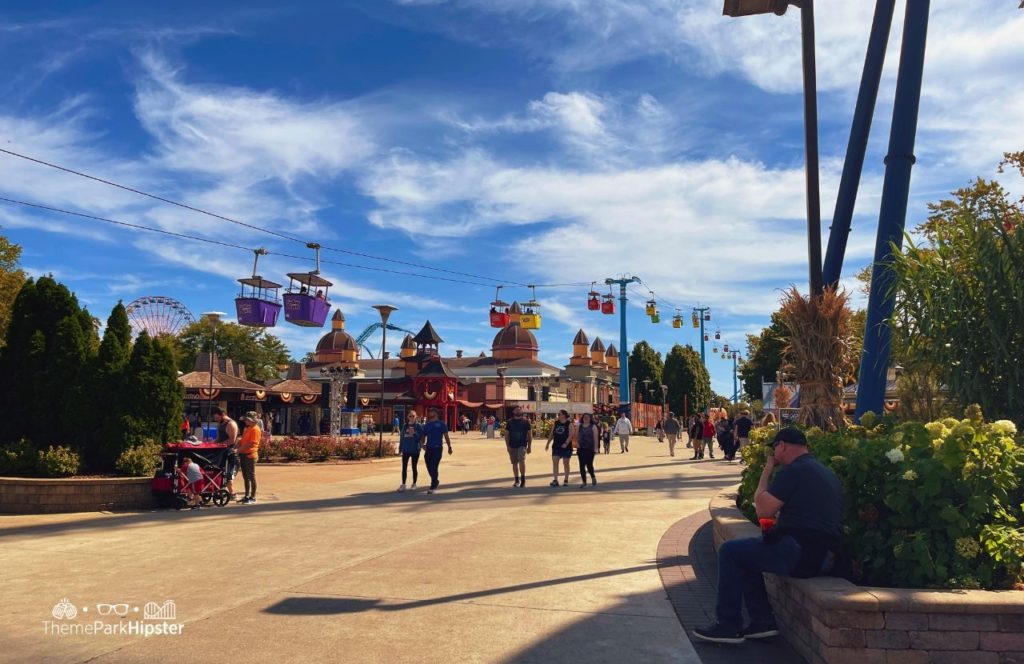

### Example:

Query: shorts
xmin=508 ymin=446 xmax=527 ymax=463
xmin=225 ymin=454 xmax=239 ymax=480
xmin=552 ymin=444 xmax=572 ymax=459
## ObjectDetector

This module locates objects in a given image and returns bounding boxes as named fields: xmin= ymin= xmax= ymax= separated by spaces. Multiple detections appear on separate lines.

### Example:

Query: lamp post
xmin=372 ymin=304 xmax=398 ymax=458
xmin=723 ymin=0 xmax=823 ymax=295
xmin=660 ymin=384 xmax=668 ymax=421
xmin=200 ymin=311 xmax=225 ymax=440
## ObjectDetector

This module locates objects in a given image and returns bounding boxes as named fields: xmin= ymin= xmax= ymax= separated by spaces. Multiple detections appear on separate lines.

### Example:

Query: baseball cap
xmin=770 ymin=427 xmax=807 ymax=447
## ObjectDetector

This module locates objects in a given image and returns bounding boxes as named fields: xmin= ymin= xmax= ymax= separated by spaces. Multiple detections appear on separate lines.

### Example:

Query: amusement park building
xmin=295 ymin=302 xmax=626 ymax=432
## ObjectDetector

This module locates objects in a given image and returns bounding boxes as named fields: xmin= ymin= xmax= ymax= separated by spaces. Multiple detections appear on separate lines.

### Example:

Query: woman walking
xmin=689 ymin=414 xmax=704 ymax=460
xmin=702 ymin=414 xmax=717 ymax=460
xmin=237 ymin=412 xmax=262 ymax=504
xmin=718 ymin=415 xmax=737 ymax=461
xmin=397 ymin=411 xmax=423 ymax=492
xmin=544 ymin=409 xmax=575 ymax=486
xmin=576 ymin=413 xmax=599 ymax=488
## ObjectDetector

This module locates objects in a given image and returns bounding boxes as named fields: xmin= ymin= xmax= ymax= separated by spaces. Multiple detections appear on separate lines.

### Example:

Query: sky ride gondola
xmin=282 ymin=243 xmax=332 ymax=327
xmin=587 ymin=283 xmax=601 ymax=311
xmin=645 ymin=298 xmax=657 ymax=317
xmin=601 ymin=286 xmax=615 ymax=315
xmin=520 ymin=285 xmax=542 ymax=330
xmin=490 ymin=285 xmax=510 ymax=328
xmin=672 ymin=310 xmax=682 ymax=328
xmin=235 ymin=249 xmax=282 ymax=328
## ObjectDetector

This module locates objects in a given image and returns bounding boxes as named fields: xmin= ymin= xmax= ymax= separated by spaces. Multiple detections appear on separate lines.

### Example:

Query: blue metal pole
xmin=799 ymin=0 xmax=824 ymax=296
xmin=856 ymin=0 xmax=931 ymax=419
xmin=822 ymin=0 xmax=897 ymax=288
xmin=618 ymin=280 xmax=630 ymax=412
xmin=732 ymin=353 xmax=739 ymax=404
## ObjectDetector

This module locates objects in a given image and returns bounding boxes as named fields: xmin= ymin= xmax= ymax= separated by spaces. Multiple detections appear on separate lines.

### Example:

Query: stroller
xmin=152 ymin=443 xmax=233 ymax=510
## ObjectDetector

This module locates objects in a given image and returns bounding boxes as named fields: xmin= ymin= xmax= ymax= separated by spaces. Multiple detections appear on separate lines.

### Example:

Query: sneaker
xmin=427 ymin=488 xmax=434 ymax=494
xmin=513 ymin=479 xmax=520 ymax=488
xmin=519 ymin=479 xmax=526 ymax=488
xmin=693 ymin=623 xmax=745 ymax=645
xmin=550 ymin=479 xmax=559 ymax=487
xmin=561 ymin=480 xmax=569 ymax=486
xmin=742 ymin=622 xmax=780 ymax=640
xmin=590 ymin=477 xmax=597 ymax=486
xmin=248 ymin=498 xmax=257 ymax=504
xmin=579 ymin=483 xmax=587 ymax=489
xmin=397 ymin=484 xmax=407 ymax=492
xmin=410 ymin=484 xmax=417 ymax=491
xmin=239 ymin=497 xmax=251 ymax=504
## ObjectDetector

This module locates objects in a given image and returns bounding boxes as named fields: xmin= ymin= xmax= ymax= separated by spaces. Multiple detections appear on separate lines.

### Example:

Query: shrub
xmin=0 ymin=438 xmax=39 ymax=475
xmin=115 ymin=442 xmax=163 ymax=477
xmin=256 ymin=435 xmax=396 ymax=462
xmin=37 ymin=445 xmax=81 ymax=477
xmin=280 ymin=444 xmax=308 ymax=462
xmin=738 ymin=407 xmax=1024 ymax=590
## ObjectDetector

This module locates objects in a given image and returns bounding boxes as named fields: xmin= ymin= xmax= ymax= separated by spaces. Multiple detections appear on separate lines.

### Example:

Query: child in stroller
xmin=152 ymin=443 xmax=233 ymax=510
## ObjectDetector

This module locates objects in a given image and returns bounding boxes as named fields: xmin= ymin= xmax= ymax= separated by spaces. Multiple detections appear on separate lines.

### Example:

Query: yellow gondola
xmin=691 ymin=315 xmax=700 ymax=328
xmin=645 ymin=299 xmax=657 ymax=316
xmin=521 ymin=285 xmax=542 ymax=329
xmin=672 ymin=313 xmax=682 ymax=328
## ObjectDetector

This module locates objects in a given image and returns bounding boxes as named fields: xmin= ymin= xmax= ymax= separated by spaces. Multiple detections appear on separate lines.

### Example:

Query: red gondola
xmin=490 ymin=285 xmax=510 ymax=328
xmin=235 ymin=249 xmax=282 ymax=328
xmin=601 ymin=288 xmax=615 ymax=315
xmin=714 ymin=330 xmax=721 ymax=340
xmin=587 ymin=282 xmax=600 ymax=311
xmin=723 ymin=344 xmax=729 ymax=353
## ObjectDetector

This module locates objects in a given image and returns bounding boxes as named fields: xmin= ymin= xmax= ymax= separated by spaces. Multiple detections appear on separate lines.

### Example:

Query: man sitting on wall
xmin=693 ymin=427 xmax=845 ymax=645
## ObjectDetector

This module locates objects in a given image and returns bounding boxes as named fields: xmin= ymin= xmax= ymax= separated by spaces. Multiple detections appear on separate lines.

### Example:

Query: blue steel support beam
xmin=822 ymin=0 xmax=897 ymax=288
xmin=606 ymin=276 xmax=640 ymax=415
xmin=856 ymin=0 xmax=931 ymax=419
xmin=799 ymin=0 xmax=824 ymax=296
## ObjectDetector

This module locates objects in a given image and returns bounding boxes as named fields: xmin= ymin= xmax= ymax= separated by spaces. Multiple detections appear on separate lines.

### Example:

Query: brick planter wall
xmin=0 ymin=476 xmax=153 ymax=513
xmin=710 ymin=488 xmax=1024 ymax=664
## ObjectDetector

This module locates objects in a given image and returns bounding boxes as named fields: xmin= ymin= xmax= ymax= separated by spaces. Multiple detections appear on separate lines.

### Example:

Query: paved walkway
xmin=1 ymin=433 xmax=742 ymax=663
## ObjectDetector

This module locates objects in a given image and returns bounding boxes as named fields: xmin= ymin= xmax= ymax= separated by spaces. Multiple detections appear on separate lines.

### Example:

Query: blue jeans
xmin=424 ymin=447 xmax=443 ymax=489
xmin=716 ymin=535 xmax=801 ymax=630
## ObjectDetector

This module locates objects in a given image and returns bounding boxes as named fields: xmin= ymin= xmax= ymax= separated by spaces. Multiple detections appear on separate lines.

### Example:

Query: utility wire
xmin=0 ymin=147 xmax=529 ymax=286
xmin=0 ymin=197 xmax=500 ymax=287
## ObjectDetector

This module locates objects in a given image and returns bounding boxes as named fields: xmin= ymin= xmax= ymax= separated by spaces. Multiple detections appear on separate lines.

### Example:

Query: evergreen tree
xmin=92 ymin=303 xmax=135 ymax=468
xmin=663 ymin=344 xmax=711 ymax=417
xmin=116 ymin=332 xmax=184 ymax=456
xmin=628 ymin=340 xmax=663 ymax=392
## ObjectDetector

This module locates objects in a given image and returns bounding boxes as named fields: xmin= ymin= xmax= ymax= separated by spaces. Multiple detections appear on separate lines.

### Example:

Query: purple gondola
xmin=283 ymin=271 xmax=333 ymax=328
xmin=235 ymin=249 xmax=282 ymax=327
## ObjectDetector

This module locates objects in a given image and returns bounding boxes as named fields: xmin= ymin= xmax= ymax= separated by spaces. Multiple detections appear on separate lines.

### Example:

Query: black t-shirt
xmin=735 ymin=417 xmax=754 ymax=437
xmin=768 ymin=454 xmax=843 ymax=537
xmin=551 ymin=422 xmax=571 ymax=447
xmin=507 ymin=417 xmax=531 ymax=448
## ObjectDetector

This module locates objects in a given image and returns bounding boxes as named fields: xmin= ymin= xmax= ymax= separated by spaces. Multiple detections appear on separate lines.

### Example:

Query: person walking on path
xmin=213 ymin=407 xmax=240 ymax=501
xmin=719 ymin=416 xmax=738 ymax=461
xmin=544 ymin=409 xmax=575 ymax=486
xmin=689 ymin=414 xmax=705 ymax=460
xmin=614 ymin=413 xmax=633 ymax=453
xmin=397 ymin=411 xmax=423 ymax=492
xmin=505 ymin=406 xmax=533 ymax=487
xmin=662 ymin=412 xmax=682 ymax=457
xmin=694 ymin=427 xmax=845 ymax=644
xmin=576 ymin=413 xmax=599 ymax=488
xmin=237 ymin=412 xmax=262 ymax=504
xmin=735 ymin=410 xmax=754 ymax=456
xmin=702 ymin=414 xmax=717 ymax=460
xmin=420 ymin=408 xmax=453 ymax=494
xmin=602 ymin=417 xmax=612 ymax=454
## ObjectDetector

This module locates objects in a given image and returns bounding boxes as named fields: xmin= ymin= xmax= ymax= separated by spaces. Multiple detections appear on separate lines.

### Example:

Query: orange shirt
xmin=238 ymin=425 xmax=261 ymax=460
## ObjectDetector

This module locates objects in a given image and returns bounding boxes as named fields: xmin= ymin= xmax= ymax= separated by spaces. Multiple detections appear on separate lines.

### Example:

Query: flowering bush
xmin=37 ymin=446 xmax=81 ymax=478
xmin=259 ymin=435 xmax=397 ymax=463
xmin=738 ymin=406 xmax=1024 ymax=590
xmin=115 ymin=441 xmax=163 ymax=477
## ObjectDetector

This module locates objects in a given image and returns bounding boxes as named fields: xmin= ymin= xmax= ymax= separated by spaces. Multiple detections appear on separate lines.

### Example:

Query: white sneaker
xmin=397 ymin=484 xmax=406 ymax=492
xmin=410 ymin=484 xmax=417 ymax=491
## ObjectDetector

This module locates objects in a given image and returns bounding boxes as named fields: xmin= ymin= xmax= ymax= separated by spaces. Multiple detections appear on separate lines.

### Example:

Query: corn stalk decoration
xmin=777 ymin=287 xmax=854 ymax=430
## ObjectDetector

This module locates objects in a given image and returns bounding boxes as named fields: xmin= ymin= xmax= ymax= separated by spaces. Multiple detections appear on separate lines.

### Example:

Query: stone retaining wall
xmin=0 ymin=476 xmax=153 ymax=513
xmin=710 ymin=488 xmax=1024 ymax=664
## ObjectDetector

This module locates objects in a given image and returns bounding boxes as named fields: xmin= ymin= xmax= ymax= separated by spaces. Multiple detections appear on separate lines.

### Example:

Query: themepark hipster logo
xmin=44 ymin=598 xmax=184 ymax=637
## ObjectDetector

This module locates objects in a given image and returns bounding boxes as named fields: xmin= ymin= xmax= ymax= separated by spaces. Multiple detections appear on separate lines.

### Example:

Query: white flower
xmin=991 ymin=420 xmax=1018 ymax=436
xmin=885 ymin=448 xmax=905 ymax=464
xmin=902 ymin=469 xmax=918 ymax=481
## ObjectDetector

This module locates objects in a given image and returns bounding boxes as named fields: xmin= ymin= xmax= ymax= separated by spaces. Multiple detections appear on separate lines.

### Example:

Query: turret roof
xmin=572 ymin=329 xmax=589 ymax=346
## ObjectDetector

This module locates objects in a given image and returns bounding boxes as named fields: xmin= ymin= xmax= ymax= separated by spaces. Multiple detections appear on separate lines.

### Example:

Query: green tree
xmin=174 ymin=320 xmax=290 ymax=381
xmin=118 ymin=332 xmax=184 ymax=452
xmin=0 ymin=229 xmax=26 ymax=348
xmin=0 ymin=276 xmax=98 ymax=448
xmin=628 ymin=340 xmax=663 ymax=395
xmin=92 ymin=303 xmax=135 ymax=467
xmin=738 ymin=312 xmax=787 ymax=401
xmin=663 ymin=344 xmax=711 ymax=417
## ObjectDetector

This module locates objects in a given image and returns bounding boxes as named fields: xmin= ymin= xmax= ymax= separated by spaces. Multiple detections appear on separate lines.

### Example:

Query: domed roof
xmin=591 ymin=337 xmax=606 ymax=352
xmin=572 ymin=329 xmax=589 ymax=345
xmin=492 ymin=322 xmax=538 ymax=350
xmin=316 ymin=329 xmax=357 ymax=353
xmin=401 ymin=333 xmax=416 ymax=350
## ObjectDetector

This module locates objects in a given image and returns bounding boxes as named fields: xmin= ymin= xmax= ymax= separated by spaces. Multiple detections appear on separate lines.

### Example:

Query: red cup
xmin=759 ymin=518 xmax=776 ymax=535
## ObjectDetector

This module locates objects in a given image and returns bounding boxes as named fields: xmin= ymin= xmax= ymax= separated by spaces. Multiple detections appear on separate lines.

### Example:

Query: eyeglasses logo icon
xmin=95 ymin=603 xmax=130 ymax=617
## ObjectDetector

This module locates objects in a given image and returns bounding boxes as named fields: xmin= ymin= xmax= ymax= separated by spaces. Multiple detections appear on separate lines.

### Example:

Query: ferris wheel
xmin=125 ymin=296 xmax=195 ymax=337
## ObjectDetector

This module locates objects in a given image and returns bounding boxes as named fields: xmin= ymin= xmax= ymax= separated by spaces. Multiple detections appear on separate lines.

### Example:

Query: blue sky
xmin=1 ymin=1 xmax=1022 ymax=398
